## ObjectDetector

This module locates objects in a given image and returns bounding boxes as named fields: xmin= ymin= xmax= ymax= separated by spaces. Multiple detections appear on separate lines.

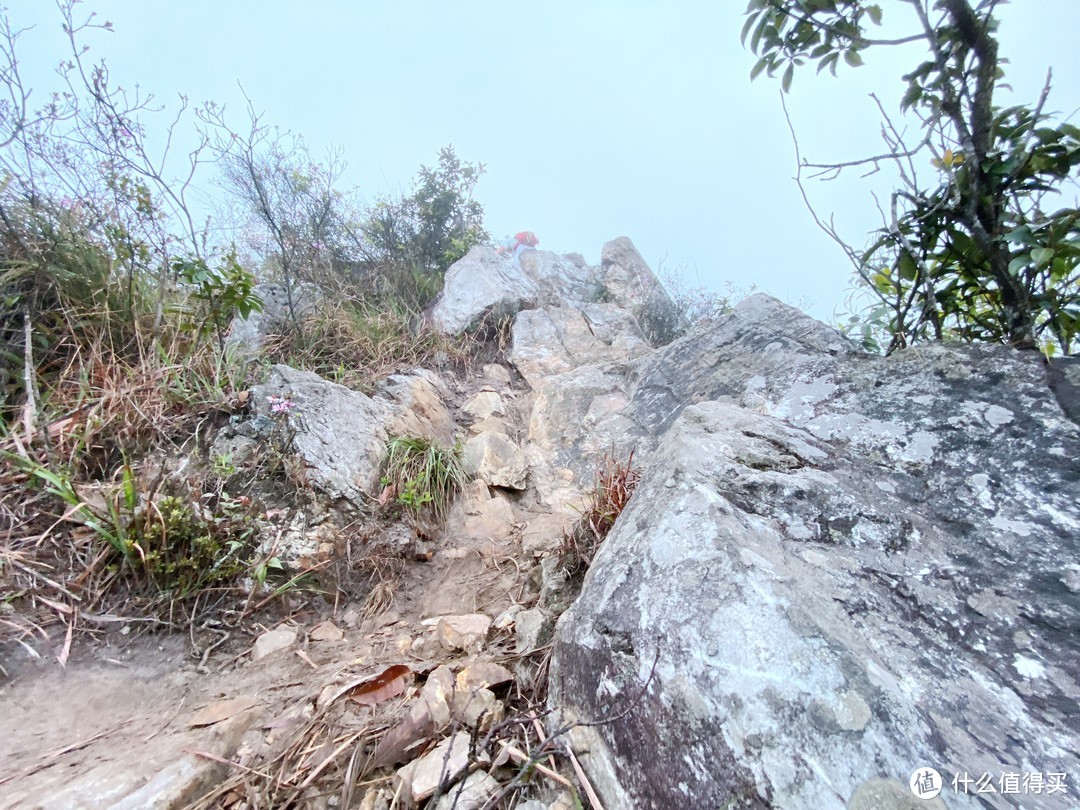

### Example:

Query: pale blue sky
xmin=11 ymin=1 xmax=1080 ymax=320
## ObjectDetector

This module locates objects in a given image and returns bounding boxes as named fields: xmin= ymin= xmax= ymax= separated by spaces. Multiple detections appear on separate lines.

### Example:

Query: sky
xmin=9 ymin=1 xmax=1080 ymax=322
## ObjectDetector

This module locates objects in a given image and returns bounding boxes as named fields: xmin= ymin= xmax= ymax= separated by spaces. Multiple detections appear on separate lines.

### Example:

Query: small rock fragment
xmin=463 ymin=431 xmax=528 ymax=490
xmin=456 ymin=662 xmax=514 ymax=691
xmin=515 ymin=608 xmax=553 ymax=654
xmin=462 ymin=390 xmax=507 ymax=421
xmin=451 ymin=687 xmax=503 ymax=730
xmin=309 ymin=620 xmax=343 ymax=642
xmin=437 ymin=614 xmax=492 ymax=652
xmin=433 ymin=771 xmax=500 ymax=810
xmin=396 ymin=731 xmax=473 ymax=803
xmin=252 ymin=625 xmax=298 ymax=661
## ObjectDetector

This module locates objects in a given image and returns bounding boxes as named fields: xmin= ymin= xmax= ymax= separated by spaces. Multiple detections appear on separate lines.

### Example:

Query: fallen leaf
xmin=189 ymin=696 xmax=259 ymax=728
xmin=377 ymin=483 xmax=396 ymax=507
xmin=349 ymin=664 xmax=413 ymax=707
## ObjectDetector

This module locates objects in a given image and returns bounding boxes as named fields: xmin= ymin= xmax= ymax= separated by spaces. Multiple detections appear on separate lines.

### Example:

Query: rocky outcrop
xmin=241 ymin=364 xmax=453 ymax=506
xmin=601 ymin=236 xmax=684 ymax=346
xmin=432 ymin=237 xmax=681 ymax=348
xmin=509 ymin=303 xmax=651 ymax=390
xmin=550 ymin=295 xmax=1080 ymax=808
xmin=431 ymin=246 xmax=599 ymax=334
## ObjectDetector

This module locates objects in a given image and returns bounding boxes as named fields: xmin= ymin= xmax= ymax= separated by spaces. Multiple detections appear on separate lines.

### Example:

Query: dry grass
xmin=262 ymin=298 xmax=476 ymax=393
xmin=560 ymin=450 xmax=642 ymax=581
xmin=0 ymin=306 xmax=284 ymax=658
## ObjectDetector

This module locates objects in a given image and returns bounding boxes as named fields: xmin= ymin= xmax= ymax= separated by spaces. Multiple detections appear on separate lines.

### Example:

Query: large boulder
xmin=246 ymin=365 xmax=453 ymax=505
xmin=432 ymin=246 xmax=600 ymax=335
xmin=550 ymin=296 xmax=1080 ymax=808
xmin=601 ymin=237 xmax=684 ymax=346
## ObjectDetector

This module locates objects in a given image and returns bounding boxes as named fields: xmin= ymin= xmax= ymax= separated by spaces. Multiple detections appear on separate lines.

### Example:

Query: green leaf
xmin=1004 ymin=225 xmax=1036 ymax=245
xmin=866 ymin=5 xmax=883 ymax=25
xmin=817 ymin=52 xmax=839 ymax=75
xmin=897 ymin=253 xmax=918 ymax=281
xmin=750 ymin=57 xmax=769 ymax=81
xmin=844 ymin=50 xmax=864 ymax=68
xmin=782 ymin=63 xmax=794 ymax=93
xmin=1008 ymin=256 xmax=1029 ymax=275
xmin=1031 ymin=247 xmax=1054 ymax=267
xmin=901 ymin=83 xmax=922 ymax=110
xmin=740 ymin=13 xmax=757 ymax=46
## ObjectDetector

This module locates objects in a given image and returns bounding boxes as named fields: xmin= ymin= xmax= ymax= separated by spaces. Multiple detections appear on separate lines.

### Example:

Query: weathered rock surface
xmin=246 ymin=364 xmax=453 ymax=506
xmin=432 ymin=246 xmax=598 ymax=334
xmin=550 ymin=295 xmax=1080 ymax=808
xmin=436 ymin=614 xmax=492 ymax=653
xmin=463 ymin=430 xmax=528 ymax=490
xmin=227 ymin=282 xmax=320 ymax=356
xmin=395 ymin=731 xmax=473 ymax=803
xmin=510 ymin=303 xmax=650 ymax=389
xmin=601 ymin=236 xmax=683 ymax=346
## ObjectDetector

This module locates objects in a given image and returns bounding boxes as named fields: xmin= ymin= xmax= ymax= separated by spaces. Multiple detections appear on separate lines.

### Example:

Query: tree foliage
xmin=744 ymin=0 xmax=1080 ymax=355
xmin=357 ymin=146 xmax=487 ymax=307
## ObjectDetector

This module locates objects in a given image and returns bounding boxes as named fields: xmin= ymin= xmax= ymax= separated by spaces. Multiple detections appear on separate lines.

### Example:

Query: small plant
xmin=560 ymin=450 xmax=641 ymax=581
xmin=7 ymin=451 xmax=260 ymax=597
xmin=211 ymin=451 xmax=237 ymax=479
xmin=379 ymin=436 xmax=467 ymax=524
xmin=136 ymin=493 xmax=255 ymax=595
xmin=173 ymin=252 xmax=264 ymax=351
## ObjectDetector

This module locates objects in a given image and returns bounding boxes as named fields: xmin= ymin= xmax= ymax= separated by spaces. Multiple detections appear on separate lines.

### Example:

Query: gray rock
xmin=463 ymin=430 xmax=528 ymax=490
xmin=432 ymin=246 xmax=538 ymax=334
xmin=252 ymin=625 xmax=298 ymax=661
xmin=510 ymin=303 xmax=651 ymax=390
xmin=462 ymin=390 xmax=507 ymax=421
xmin=483 ymin=363 xmax=512 ymax=387
xmin=374 ymin=368 xmax=456 ymax=445
xmin=250 ymin=365 xmax=393 ymax=504
xmin=249 ymin=364 xmax=452 ymax=506
xmin=436 ymin=614 xmax=492 ymax=652
xmin=526 ymin=364 xmax=637 ymax=510
xmin=600 ymin=237 xmax=683 ymax=346
xmin=395 ymin=731 xmax=473 ymax=803
xmin=515 ymin=607 xmax=554 ymax=654
xmin=432 ymin=245 xmax=602 ymax=335
xmin=550 ymin=296 xmax=1080 ymax=808
xmin=848 ymin=778 xmax=946 ymax=810
xmin=226 ymin=282 xmax=320 ymax=356
xmin=1048 ymin=355 xmax=1080 ymax=424
xmin=432 ymin=771 xmax=500 ymax=810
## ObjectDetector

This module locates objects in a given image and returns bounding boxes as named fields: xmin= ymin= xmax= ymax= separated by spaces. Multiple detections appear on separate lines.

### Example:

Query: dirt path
xmin=0 ymin=363 xmax=573 ymax=809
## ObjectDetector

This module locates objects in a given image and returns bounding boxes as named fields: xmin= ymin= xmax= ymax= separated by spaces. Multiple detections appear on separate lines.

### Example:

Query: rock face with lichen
xmin=549 ymin=295 xmax=1080 ymax=809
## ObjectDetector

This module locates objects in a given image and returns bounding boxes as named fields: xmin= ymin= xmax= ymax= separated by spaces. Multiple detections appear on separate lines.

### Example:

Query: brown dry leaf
xmin=235 ymin=390 xmax=250 ymax=409
xmin=348 ymin=664 xmax=413 ymax=707
xmin=376 ymin=483 xmax=396 ymax=507
xmin=310 ymin=620 xmax=343 ymax=642
xmin=189 ymin=696 xmax=259 ymax=728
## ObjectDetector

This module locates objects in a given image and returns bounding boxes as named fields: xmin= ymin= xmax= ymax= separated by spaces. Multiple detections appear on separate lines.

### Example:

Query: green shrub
xmin=379 ymin=436 xmax=467 ymax=524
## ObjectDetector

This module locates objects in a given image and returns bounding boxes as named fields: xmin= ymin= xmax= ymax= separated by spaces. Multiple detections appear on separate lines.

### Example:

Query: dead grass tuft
xmin=560 ymin=450 xmax=641 ymax=581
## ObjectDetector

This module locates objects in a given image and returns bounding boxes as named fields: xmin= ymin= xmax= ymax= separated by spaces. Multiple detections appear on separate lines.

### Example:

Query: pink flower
xmin=267 ymin=395 xmax=296 ymax=414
